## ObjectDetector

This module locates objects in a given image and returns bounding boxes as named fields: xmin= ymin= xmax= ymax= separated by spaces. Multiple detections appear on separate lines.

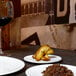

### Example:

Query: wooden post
xmin=11 ymin=0 xmax=21 ymax=18
xmin=1 ymin=0 xmax=21 ymax=50
xmin=1 ymin=24 xmax=10 ymax=51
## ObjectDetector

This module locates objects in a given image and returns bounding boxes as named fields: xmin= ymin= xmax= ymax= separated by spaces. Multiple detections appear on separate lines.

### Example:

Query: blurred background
xmin=0 ymin=0 xmax=76 ymax=50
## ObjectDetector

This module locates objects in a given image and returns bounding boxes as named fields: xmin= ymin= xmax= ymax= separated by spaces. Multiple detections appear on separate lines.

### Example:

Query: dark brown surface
xmin=4 ymin=45 xmax=76 ymax=76
xmin=1 ymin=24 xmax=10 ymax=51
xmin=10 ymin=0 xmax=21 ymax=18
xmin=1 ymin=0 xmax=21 ymax=51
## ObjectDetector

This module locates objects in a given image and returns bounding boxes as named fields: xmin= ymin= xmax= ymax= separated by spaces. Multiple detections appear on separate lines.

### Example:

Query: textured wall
xmin=10 ymin=14 xmax=73 ymax=50
xmin=20 ymin=14 xmax=48 ymax=28
xmin=70 ymin=27 xmax=76 ymax=50
xmin=21 ymin=24 xmax=71 ymax=49
xmin=9 ymin=0 xmax=76 ymax=50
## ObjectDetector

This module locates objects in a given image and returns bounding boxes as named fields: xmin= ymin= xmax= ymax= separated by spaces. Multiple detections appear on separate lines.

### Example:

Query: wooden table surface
xmin=4 ymin=45 xmax=76 ymax=76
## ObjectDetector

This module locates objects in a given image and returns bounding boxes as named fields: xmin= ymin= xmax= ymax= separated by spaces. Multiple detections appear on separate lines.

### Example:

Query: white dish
xmin=0 ymin=56 xmax=25 ymax=75
xmin=25 ymin=64 xmax=76 ymax=76
xmin=24 ymin=55 xmax=62 ymax=64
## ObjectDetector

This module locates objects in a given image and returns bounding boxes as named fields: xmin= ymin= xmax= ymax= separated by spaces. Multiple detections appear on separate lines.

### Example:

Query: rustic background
xmin=1 ymin=0 xmax=76 ymax=50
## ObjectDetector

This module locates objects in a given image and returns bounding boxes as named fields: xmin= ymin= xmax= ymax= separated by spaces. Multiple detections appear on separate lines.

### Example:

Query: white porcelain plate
xmin=24 ymin=55 xmax=62 ymax=64
xmin=25 ymin=64 xmax=76 ymax=76
xmin=0 ymin=56 xmax=25 ymax=75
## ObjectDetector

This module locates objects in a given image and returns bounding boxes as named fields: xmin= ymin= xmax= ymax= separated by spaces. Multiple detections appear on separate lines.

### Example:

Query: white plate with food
xmin=25 ymin=64 xmax=76 ymax=76
xmin=24 ymin=54 xmax=62 ymax=64
xmin=24 ymin=45 xmax=62 ymax=64
xmin=0 ymin=56 xmax=25 ymax=75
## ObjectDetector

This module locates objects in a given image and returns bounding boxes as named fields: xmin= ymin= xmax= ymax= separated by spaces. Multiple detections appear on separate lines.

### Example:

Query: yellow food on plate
xmin=32 ymin=45 xmax=54 ymax=61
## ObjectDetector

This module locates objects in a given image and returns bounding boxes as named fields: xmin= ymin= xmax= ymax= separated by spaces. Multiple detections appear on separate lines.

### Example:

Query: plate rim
xmin=24 ymin=54 xmax=62 ymax=64
xmin=25 ymin=64 xmax=76 ymax=76
xmin=0 ymin=56 xmax=25 ymax=75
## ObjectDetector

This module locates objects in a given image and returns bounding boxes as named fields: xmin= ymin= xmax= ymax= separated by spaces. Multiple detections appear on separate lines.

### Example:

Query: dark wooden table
xmin=4 ymin=45 xmax=76 ymax=76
